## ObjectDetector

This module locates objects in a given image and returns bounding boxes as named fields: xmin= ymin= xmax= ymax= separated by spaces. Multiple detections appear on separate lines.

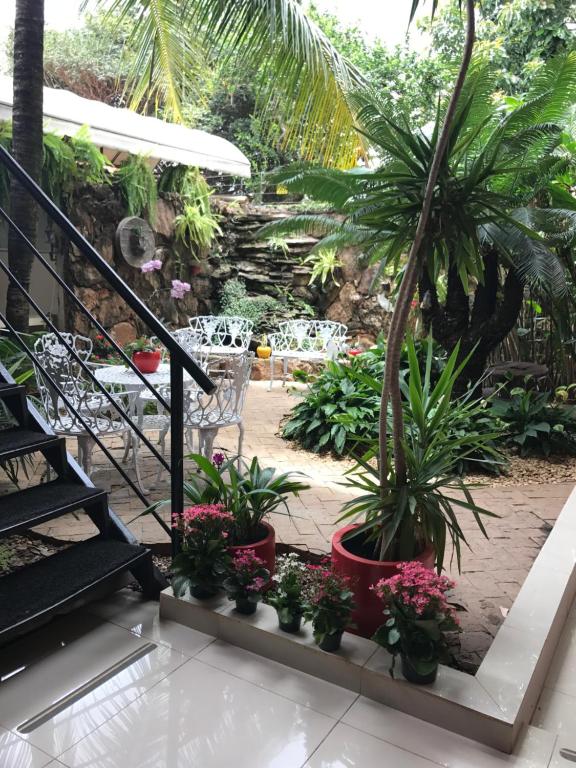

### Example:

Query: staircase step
xmin=0 ymin=428 xmax=62 ymax=462
xmin=0 ymin=481 xmax=108 ymax=538
xmin=0 ymin=537 xmax=150 ymax=644
xmin=0 ymin=383 xmax=26 ymax=398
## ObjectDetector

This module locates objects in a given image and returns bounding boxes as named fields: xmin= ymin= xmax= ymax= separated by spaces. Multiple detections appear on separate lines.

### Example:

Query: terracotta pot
xmin=229 ymin=521 xmax=276 ymax=577
xmin=331 ymin=524 xmax=435 ymax=639
xmin=132 ymin=349 xmax=161 ymax=374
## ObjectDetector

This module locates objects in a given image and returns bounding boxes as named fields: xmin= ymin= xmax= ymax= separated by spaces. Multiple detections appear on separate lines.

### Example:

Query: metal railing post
xmin=170 ymin=358 xmax=184 ymax=556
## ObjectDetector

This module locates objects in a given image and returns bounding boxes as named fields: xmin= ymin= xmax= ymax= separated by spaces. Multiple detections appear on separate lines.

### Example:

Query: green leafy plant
xmin=181 ymin=453 xmax=309 ymax=545
xmin=124 ymin=336 xmax=159 ymax=355
xmin=70 ymin=125 xmax=109 ymax=185
xmin=116 ymin=154 xmax=157 ymax=221
xmin=173 ymin=202 xmax=222 ymax=256
xmin=0 ymin=333 xmax=36 ymax=385
xmin=338 ymin=338 xmax=499 ymax=569
xmin=490 ymin=387 xmax=576 ymax=456
xmin=42 ymin=132 xmax=76 ymax=203
xmin=282 ymin=338 xmax=447 ymax=456
xmin=219 ymin=278 xmax=281 ymax=332
xmin=302 ymin=247 xmax=342 ymax=287
xmin=303 ymin=566 xmax=355 ymax=650
xmin=372 ymin=561 xmax=460 ymax=682
xmin=171 ymin=503 xmax=232 ymax=599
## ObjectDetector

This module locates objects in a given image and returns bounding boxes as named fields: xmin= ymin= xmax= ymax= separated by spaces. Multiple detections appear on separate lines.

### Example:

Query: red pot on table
xmin=331 ymin=523 xmax=435 ymax=639
xmin=229 ymin=521 xmax=276 ymax=578
xmin=132 ymin=349 xmax=161 ymax=374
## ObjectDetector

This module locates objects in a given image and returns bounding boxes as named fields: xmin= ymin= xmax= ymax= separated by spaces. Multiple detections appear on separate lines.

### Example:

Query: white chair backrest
xmin=273 ymin=320 xmax=347 ymax=352
xmin=34 ymin=332 xmax=93 ymax=363
xmin=179 ymin=351 xmax=253 ymax=426
xmin=188 ymin=315 xmax=253 ymax=351
xmin=172 ymin=328 xmax=210 ymax=371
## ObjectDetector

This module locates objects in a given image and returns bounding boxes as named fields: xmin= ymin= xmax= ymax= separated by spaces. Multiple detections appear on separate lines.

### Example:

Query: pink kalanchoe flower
xmin=141 ymin=259 xmax=163 ymax=273
xmin=170 ymin=279 xmax=191 ymax=299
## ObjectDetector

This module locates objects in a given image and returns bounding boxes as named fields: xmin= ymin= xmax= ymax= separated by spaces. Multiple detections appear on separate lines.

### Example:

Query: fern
xmin=42 ymin=132 xmax=76 ymax=203
xmin=116 ymin=154 xmax=158 ymax=221
xmin=162 ymin=166 xmax=222 ymax=255
xmin=70 ymin=125 xmax=109 ymax=185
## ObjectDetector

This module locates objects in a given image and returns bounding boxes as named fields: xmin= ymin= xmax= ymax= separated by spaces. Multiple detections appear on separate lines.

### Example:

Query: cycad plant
xmin=261 ymin=2 xmax=576 ymax=565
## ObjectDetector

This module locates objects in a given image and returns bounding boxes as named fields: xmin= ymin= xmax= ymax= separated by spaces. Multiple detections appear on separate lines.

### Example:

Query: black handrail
xmin=0 ymin=144 xmax=215 ymax=395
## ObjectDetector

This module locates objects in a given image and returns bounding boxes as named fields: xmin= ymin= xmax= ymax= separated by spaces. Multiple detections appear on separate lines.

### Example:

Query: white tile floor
xmin=0 ymin=589 xmax=574 ymax=768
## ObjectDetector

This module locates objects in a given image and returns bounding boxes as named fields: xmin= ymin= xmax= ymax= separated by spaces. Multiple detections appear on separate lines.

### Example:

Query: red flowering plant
xmin=303 ymin=564 xmax=355 ymax=652
xmin=223 ymin=549 xmax=270 ymax=614
xmin=171 ymin=504 xmax=233 ymax=599
xmin=372 ymin=562 xmax=460 ymax=683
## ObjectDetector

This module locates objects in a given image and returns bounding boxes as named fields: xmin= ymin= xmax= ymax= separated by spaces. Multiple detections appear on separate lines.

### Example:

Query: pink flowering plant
xmin=171 ymin=504 xmax=233 ymax=599
xmin=372 ymin=562 xmax=459 ymax=681
xmin=223 ymin=549 xmax=270 ymax=608
xmin=303 ymin=565 xmax=355 ymax=650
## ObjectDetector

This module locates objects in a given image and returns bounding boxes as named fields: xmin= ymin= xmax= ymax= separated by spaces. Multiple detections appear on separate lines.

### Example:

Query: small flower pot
xmin=132 ymin=349 xmax=161 ymax=374
xmin=235 ymin=598 xmax=257 ymax=615
xmin=229 ymin=522 xmax=276 ymax=579
xmin=277 ymin=613 xmax=302 ymax=633
xmin=317 ymin=630 xmax=343 ymax=653
xmin=400 ymin=654 xmax=438 ymax=685
xmin=191 ymin=584 xmax=219 ymax=600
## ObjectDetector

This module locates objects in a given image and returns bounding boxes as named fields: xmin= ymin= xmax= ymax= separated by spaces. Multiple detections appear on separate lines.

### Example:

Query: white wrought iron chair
xmin=268 ymin=319 xmax=348 ymax=388
xmin=188 ymin=315 xmax=253 ymax=355
xmin=33 ymin=342 xmax=139 ymax=483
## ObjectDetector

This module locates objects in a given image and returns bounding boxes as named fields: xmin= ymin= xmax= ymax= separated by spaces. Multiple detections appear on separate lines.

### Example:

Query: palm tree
xmin=6 ymin=0 xmax=45 ymax=332
xmin=87 ymin=0 xmax=367 ymax=168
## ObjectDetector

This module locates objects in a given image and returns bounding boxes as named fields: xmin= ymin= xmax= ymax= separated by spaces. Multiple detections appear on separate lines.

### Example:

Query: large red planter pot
xmin=132 ymin=350 xmax=161 ymax=374
xmin=229 ymin=521 xmax=276 ymax=577
xmin=332 ymin=524 xmax=435 ymax=639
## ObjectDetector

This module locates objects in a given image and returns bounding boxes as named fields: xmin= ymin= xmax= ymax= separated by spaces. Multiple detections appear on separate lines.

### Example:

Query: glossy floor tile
xmin=0 ymin=726 xmax=53 ymax=768
xmin=0 ymin=618 xmax=187 ymax=758
xmin=304 ymin=722 xmax=438 ymax=768
xmin=197 ymin=639 xmax=358 ymax=719
xmin=343 ymin=697 xmax=555 ymax=768
xmin=59 ymin=657 xmax=335 ymax=768
xmin=88 ymin=589 xmax=215 ymax=657
xmin=532 ymin=686 xmax=576 ymax=735
xmin=548 ymin=739 xmax=576 ymax=768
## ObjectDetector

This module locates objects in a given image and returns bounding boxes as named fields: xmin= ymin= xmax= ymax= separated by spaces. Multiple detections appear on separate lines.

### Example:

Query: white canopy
xmin=0 ymin=76 xmax=251 ymax=178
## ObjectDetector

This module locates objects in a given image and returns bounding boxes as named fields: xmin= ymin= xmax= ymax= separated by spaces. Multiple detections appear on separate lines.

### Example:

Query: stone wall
xmin=64 ymin=187 xmax=392 ymax=344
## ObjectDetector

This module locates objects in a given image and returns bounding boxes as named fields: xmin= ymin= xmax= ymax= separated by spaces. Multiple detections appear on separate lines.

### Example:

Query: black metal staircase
xmin=0 ymin=144 xmax=215 ymax=646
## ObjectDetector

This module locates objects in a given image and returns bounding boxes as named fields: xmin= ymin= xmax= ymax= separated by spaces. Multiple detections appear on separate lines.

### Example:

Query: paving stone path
xmin=15 ymin=381 xmax=574 ymax=670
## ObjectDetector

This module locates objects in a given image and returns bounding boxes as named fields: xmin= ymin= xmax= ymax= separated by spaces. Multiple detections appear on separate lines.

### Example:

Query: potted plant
xmin=268 ymin=553 xmax=308 ymax=633
xmin=303 ymin=566 xmax=355 ymax=652
xmin=182 ymin=453 xmax=309 ymax=574
xmin=372 ymin=561 xmax=460 ymax=685
xmin=332 ymin=339 xmax=498 ymax=636
xmin=223 ymin=549 xmax=270 ymax=615
xmin=171 ymin=504 xmax=232 ymax=599
xmin=125 ymin=336 xmax=162 ymax=373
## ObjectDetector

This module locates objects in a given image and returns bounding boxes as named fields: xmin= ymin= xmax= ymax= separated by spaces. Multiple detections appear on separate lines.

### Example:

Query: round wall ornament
xmin=115 ymin=216 xmax=156 ymax=267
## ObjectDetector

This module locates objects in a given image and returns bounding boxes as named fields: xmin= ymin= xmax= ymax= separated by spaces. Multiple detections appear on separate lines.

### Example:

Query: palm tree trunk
xmin=6 ymin=0 xmax=45 ymax=332
xmin=378 ymin=0 xmax=476 ymax=558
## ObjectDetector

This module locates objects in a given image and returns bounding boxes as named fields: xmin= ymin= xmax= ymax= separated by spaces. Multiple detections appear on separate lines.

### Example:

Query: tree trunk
xmin=6 ymin=0 xmax=44 ymax=332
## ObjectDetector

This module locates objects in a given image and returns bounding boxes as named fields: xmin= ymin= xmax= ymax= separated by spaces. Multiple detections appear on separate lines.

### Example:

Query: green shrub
xmin=490 ymin=387 xmax=576 ymax=456
xmin=282 ymin=338 xmax=448 ymax=456
xmin=219 ymin=279 xmax=281 ymax=333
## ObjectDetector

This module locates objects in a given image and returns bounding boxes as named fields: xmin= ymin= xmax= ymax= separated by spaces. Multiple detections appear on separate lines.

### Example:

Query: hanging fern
xmin=42 ymin=132 xmax=76 ymax=204
xmin=116 ymin=154 xmax=158 ymax=222
xmin=69 ymin=125 xmax=109 ymax=185
xmin=161 ymin=165 xmax=221 ymax=255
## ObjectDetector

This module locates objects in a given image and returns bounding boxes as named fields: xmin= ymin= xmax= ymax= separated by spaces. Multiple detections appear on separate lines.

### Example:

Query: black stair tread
xmin=0 ymin=538 xmax=149 ymax=636
xmin=0 ymin=428 xmax=60 ymax=459
xmin=0 ymin=481 xmax=107 ymax=537
xmin=0 ymin=383 xmax=25 ymax=396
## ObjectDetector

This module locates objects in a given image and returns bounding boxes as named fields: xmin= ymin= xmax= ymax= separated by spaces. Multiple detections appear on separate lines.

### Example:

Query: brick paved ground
xmin=4 ymin=381 xmax=573 ymax=671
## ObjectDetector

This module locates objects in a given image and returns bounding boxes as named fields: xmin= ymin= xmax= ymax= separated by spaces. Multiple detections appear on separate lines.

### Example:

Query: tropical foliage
xmin=338 ymin=338 xmax=499 ymax=568
xmin=116 ymin=154 xmax=157 ymax=220
xmin=262 ymin=52 xmax=576 ymax=386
